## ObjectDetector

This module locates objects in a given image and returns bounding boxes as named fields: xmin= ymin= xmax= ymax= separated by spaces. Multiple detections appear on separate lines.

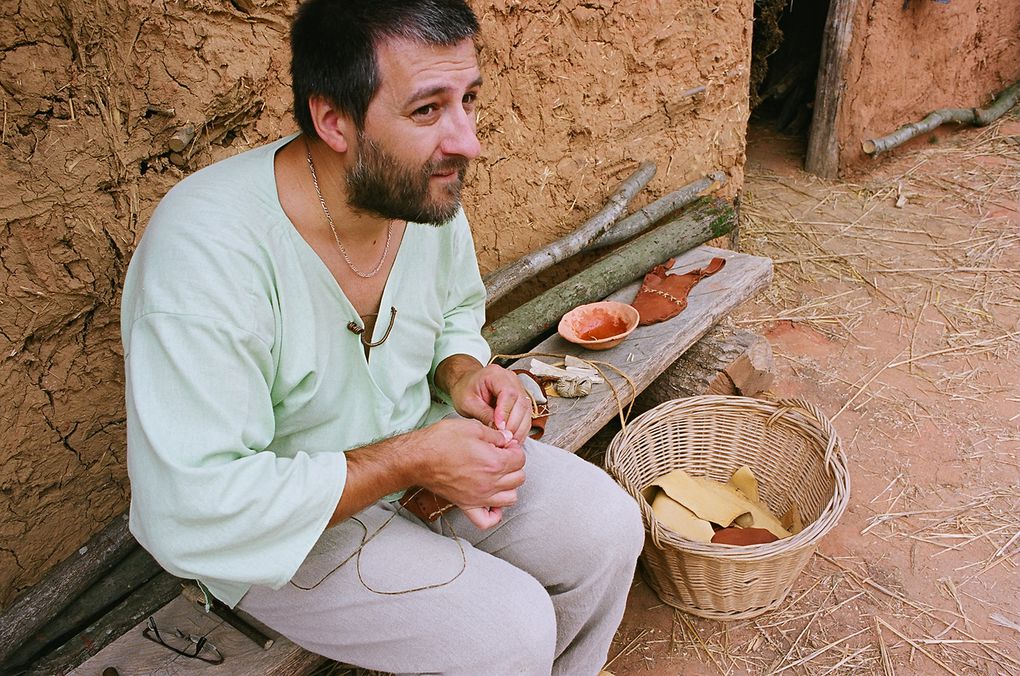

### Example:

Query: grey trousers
xmin=237 ymin=439 xmax=644 ymax=675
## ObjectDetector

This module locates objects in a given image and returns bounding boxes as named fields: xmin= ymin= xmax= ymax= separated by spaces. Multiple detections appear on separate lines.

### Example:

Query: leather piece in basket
xmin=631 ymin=257 xmax=726 ymax=326
xmin=711 ymin=526 xmax=780 ymax=546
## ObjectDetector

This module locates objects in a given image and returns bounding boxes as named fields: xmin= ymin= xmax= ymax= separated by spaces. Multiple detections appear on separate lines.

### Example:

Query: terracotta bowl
xmin=558 ymin=301 xmax=640 ymax=351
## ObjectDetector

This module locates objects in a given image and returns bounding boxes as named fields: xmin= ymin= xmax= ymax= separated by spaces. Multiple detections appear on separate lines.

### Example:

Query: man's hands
xmin=330 ymin=356 xmax=529 ymax=531
xmin=437 ymin=356 xmax=533 ymax=445
xmin=413 ymin=417 xmax=525 ymax=528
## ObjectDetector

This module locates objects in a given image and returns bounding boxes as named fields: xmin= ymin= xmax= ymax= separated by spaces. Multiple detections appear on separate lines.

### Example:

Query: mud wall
xmin=838 ymin=0 xmax=1020 ymax=172
xmin=0 ymin=0 xmax=752 ymax=606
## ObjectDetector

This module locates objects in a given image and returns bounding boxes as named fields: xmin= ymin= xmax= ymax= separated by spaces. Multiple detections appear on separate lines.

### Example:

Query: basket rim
xmin=605 ymin=395 xmax=850 ymax=560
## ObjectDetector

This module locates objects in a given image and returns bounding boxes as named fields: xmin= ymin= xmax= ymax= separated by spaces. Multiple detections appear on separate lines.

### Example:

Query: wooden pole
xmin=805 ymin=0 xmax=858 ymax=178
xmin=582 ymin=172 xmax=726 ymax=252
xmin=0 ymin=514 xmax=136 ymax=664
xmin=483 ymin=197 xmax=736 ymax=356
xmin=862 ymin=81 xmax=1020 ymax=156
xmin=483 ymin=161 xmax=656 ymax=306
xmin=3 ymin=547 xmax=163 ymax=672
xmin=167 ymin=124 xmax=195 ymax=153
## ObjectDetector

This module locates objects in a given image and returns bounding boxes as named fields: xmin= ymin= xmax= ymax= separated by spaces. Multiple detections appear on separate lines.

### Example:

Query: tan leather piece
xmin=647 ymin=468 xmax=791 ymax=539
xmin=631 ymin=257 xmax=726 ymax=326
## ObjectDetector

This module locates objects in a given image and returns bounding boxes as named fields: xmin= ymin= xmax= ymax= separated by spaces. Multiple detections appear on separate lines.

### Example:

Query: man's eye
xmin=413 ymin=104 xmax=438 ymax=118
xmin=463 ymin=92 xmax=477 ymax=106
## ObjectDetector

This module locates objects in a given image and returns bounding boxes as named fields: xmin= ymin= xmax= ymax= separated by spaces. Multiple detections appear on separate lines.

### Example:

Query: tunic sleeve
xmin=125 ymin=311 xmax=346 ymax=606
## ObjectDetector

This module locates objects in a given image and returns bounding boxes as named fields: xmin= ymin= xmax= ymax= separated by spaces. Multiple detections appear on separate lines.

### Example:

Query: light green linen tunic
xmin=121 ymin=136 xmax=490 ymax=607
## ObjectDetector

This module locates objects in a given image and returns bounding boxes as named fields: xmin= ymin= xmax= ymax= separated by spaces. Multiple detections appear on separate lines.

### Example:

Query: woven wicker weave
xmin=605 ymin=395 xmax=850 ymax=620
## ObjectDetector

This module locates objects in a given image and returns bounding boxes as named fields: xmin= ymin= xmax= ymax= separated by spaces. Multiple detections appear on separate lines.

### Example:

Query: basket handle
xmin=771 ymin=398 xmax=842 ymax=468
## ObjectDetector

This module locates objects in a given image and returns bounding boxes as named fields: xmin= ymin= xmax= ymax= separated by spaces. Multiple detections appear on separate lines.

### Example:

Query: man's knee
xmin=460 ymin=573 xmax=556 ymax=672
xmin=551 ymin=469 xmax=644 ymax=574
xmin=592 ymin=481 xmax=645 ymax=566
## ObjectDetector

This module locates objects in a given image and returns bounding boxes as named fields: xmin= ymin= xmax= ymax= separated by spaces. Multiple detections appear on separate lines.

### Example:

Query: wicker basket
xmin=605 ymin=395 xmax=850 ymax=620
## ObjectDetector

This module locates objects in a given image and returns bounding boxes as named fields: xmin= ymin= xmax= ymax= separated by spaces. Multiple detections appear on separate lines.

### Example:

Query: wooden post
xmin=805 ymin=0 xmax=858 ymax=178
xmin=483 ymin=161 xmax=656 ymax=306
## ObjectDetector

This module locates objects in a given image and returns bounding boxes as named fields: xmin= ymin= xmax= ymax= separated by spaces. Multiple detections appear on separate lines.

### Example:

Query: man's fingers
xmin=461 ymin=506 xmax=502 ymax=530
xmin=474 ymin=422 xmax=510 ymax=447
xmin=493 ymin=466 xmax=526 ymax=493
xmin=492 ymin=388 xmax=518 ymax=431
xmin=504 ymin=395 xmax=533 ymax=445
xmin=485 ymin=488 xmax=520 ymax=508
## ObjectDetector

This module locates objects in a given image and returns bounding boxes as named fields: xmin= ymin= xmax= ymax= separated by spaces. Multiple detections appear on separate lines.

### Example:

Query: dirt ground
xmin=606 ymin=114 xmax=1020 ymax=674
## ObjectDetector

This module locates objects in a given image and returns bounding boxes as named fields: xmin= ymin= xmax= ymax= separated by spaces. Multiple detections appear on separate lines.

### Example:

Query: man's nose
xmin=440 ymin=107 xmax=481 ymax=160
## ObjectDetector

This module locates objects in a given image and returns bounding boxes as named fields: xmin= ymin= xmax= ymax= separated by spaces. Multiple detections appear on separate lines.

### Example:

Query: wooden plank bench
xmin=69 ymin=244 xmax=772 ymax=676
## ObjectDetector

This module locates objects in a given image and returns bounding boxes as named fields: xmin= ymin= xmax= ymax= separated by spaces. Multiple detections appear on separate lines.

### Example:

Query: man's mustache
xmin=428 ymin=157 xmax=470 ymax=175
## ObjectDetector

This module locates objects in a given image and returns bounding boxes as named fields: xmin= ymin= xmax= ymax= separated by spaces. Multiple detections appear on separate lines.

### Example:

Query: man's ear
xmin=308 ymin=95 xmax=356 ymax=154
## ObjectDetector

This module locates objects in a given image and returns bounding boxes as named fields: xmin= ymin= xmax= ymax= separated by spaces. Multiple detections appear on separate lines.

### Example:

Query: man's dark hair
xmin=291 ymin=0 xmax=480 ymax=138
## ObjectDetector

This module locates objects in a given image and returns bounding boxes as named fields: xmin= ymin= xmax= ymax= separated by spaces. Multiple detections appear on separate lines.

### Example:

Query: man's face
xmin=346 ymin=37 xmax=482 ymax=225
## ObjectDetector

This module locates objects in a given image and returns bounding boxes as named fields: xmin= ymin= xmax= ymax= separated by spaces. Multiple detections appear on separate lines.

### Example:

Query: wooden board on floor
xmin=513 ymin=245 xmax=773 ymax=452
xmin=69 ymin=594 xmax=326 ymax=676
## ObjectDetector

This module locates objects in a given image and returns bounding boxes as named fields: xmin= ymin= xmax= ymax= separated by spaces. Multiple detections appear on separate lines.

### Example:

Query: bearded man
xmin=121 ymin=1 xmax=643 ymax=673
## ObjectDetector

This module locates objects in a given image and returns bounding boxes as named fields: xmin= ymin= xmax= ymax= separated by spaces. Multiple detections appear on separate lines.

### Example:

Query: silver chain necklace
xmin=305 ymin=145 xmax=392 ymax=279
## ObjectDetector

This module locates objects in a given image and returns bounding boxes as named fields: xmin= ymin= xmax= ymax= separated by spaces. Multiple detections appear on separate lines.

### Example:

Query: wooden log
xmin=26 ymin=572 xmax=182 ymax=676
xmin=167 ymin=124 xmax=195 ymax=153
xmin=862 ymin=81 xmax=1020 ymax=156
xmin=805 ymin=0 xmax=858 ymax=178
xmin=483 ymin=197 xmax=736 ymax=356
xmin=3 ymin=547 xmax=163 ymax=672
xmin=582 ymin=172 xmax=726 ymax=252
xmin=483 ymin=161 xmax=656 ymax=306
xmin=634 ymin=323 xmax=774 ymax=413
xmin=0 ymin=514 xmax=136 ymax=664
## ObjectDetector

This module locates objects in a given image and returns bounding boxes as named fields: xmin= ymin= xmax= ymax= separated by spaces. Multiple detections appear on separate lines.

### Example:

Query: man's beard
xmin=345 ymin=134 xmax=469 ymax=225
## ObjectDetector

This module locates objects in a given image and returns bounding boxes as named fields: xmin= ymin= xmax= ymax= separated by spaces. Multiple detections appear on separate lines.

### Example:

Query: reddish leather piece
xmin=631 ymin=257 xmax=726 ymax=326
xmin=710 ymin=526 xmax=779 ymax=546
xmin=398 ymin=487 xmax=453 ymax=523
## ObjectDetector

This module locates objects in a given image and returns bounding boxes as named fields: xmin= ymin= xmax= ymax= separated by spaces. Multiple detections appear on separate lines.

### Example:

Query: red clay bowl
xmin=558 ymin=301 xmax=640 ymax=351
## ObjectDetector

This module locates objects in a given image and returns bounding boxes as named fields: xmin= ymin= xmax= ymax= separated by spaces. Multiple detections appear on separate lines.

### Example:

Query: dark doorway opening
xmin=748 ymin=1 xmax=830 ymax=152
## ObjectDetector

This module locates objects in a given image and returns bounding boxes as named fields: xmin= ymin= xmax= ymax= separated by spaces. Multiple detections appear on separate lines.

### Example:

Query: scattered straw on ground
xmin=608 ymin=111 xmax=1020 ymax=675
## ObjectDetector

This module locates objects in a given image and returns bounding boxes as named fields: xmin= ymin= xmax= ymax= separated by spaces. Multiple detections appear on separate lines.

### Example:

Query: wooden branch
xmin=862 ymin=81 xmax=1020 ymax=156
xmin=483 ymin=198 xmax=736 ymax=356
xmin=482 ymin=161 xmax=656 ymax=306
xmin=3 ymin=547 xmax=162 ymax=672
xmin=805 ymin=0 xmax=858 ymax=178
xmin=582 ymin=172 xmax=726 ymax=252
xmin=167 ymin=123 xmax=195 ymax=153
xmin=26 ymin=572 xmax=181 ymax=676
xmin=0 ymin=514 xmax=136 ymax=664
